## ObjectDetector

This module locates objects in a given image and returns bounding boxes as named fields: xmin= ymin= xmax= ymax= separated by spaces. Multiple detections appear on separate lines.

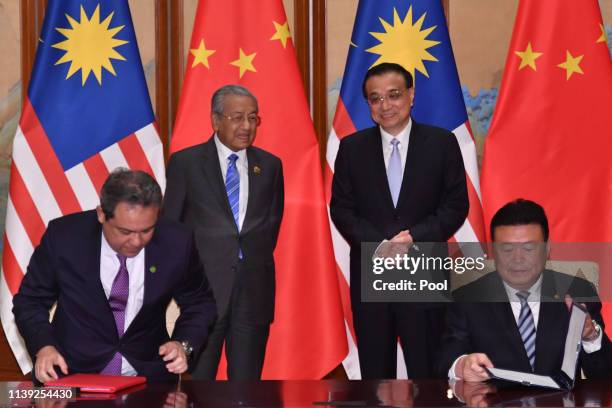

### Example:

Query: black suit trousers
xmin=192 ymin=260 xmax=270 ymax=380
xmin=353 ymin=303 xmax=446 ymax=379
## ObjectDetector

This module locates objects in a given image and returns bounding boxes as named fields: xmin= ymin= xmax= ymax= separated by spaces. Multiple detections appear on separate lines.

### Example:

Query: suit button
xmin=394 ymin=215 xmax=400 ymax=221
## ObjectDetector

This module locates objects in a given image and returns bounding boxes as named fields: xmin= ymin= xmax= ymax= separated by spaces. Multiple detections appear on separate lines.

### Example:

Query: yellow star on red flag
xmin=557 ymin=50 xmax=584 ymax=80
xmin=270 ymin=21 xmax=291 ymax=48
xmin=515 ymin=42 xmax=543 ymax=71
xmin=597 ymin=24 xmax=608 ymax=44
xmin=230 ymin=48 xmax=257 ymax=78
xmin=190 ymin=39 xmax=215 ymax=68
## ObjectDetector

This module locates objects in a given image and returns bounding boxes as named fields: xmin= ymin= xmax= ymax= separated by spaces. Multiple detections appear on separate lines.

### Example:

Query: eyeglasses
xmin=220 ymin=113 xmax=261 ymax=126
xmin=366 ymin=89 xmax=407 ymax=106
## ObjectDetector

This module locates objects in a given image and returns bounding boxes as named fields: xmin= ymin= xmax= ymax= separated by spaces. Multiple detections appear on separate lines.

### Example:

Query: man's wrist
xmin=449 ymin=355 xmax=466 ymax=380
xmin=584 ymin=321 xmax=602 ymax=342
xmin=178 ymin=340 xmax=193 ymax=359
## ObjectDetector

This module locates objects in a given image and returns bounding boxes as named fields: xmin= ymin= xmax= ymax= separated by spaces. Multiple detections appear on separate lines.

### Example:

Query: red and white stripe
xmin=0 ymin=99 xmax=166 ymax=374
xmin=324 ymin=101 xmax=484 ymax=379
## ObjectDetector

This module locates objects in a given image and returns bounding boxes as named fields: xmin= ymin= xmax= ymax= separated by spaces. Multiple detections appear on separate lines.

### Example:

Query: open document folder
xmin=486 ymin=303 xmax=587 ymax=390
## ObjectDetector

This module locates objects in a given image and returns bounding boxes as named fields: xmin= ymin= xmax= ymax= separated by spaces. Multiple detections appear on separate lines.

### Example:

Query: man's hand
xmin=372 ymin=230 xmax=414 ymax=259
xmin=454 ymin=353 xmax=493 ymax=382
xmin=564 ymin=295 xmax=599 ymax=341
xmin=159 ymin=341 xmax=188 ymax=374
xmin=390 ymin=230 xmax=413 ymax=244
xmin=164 ymin=392 xmax=188 ymax=408
xmin=452 ymin=380 xmax=497 ymax=407
xmin=35 ymin=345 xmax=68 ymax=383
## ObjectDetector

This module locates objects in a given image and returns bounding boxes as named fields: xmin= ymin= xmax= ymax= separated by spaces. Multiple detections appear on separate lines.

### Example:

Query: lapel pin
xmin=253 ymin=165 xmax=261 ymax=175
xmin=149 ymin=265 xmax=157 ymax=273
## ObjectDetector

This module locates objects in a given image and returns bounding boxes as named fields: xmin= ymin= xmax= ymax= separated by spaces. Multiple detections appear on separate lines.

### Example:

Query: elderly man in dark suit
xmin=438 ymin=199 xmax=612 ymax=381
xmin=13 ymin=169 xmax=217 ymax=383
xmin=330 ymin=62 xmax=469 ymax=379
xmin=164 ymin=85 xmax=284 ymax=380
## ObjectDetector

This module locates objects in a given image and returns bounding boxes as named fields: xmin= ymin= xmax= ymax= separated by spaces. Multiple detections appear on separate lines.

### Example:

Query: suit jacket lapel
xmin=367 ymin=128 xmax=395 ymax=210
xmin=124 ymin=235 xmax=163 ymax=336
xmin=488 ymin=274 xmax=534 ymax=370
xmin=80 ymin=219 xmax=119 ymax=340
xmin=200 ymin=137 xmax=236 ymax=224
xmin=241 ymin=148 xmax=263 ymax=235
xmin=396 ymin=120 xmax=423 ymax=210
xmin=492 ymin=302 xmax=535 ymax=370
xmin=535 ymin=271 xmax=568 ymax=372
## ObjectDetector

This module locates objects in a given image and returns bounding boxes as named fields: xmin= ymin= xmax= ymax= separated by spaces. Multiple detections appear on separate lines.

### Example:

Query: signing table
xmin=1 ymin=379 xmax=611 ymax=407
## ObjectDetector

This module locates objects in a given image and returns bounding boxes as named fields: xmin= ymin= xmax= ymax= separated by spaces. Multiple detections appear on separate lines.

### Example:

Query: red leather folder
xmin=46 ymin=373 xmax=146 ymax=393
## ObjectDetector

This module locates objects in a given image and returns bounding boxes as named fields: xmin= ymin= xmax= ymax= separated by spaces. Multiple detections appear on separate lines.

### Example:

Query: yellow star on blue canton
xmin=52 ymin=4 xmax=128 ymax=85
xmin=366 ymin=6 xmax=440 ymax=78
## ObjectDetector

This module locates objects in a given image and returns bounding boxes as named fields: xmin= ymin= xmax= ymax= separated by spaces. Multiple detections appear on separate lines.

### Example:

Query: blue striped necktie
xmin=517 ymin=291 xmax=536 ymax=370
xmin=225 ymin=154 xmax=243 ymax=259
xmin=226 ymin=153 xmax=240 ymax=229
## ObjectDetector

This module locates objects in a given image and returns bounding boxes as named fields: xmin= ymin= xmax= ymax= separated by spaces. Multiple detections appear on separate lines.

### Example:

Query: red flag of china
xmin=482 ymin=0 xmax=612 ymax=241
xmin=481 ymin=0 xmax=612 ymax=327
xmin=171 ymin=0 xmax=347 ymax=378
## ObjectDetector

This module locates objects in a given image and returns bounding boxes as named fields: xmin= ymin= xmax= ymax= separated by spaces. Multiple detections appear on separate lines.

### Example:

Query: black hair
xmin=490 ymin=199 xmax=549 ymax=241
xmin=362 ymin=62 xmax=414 ymax=98
xmin=100 ymin=168 xmax=162 ymax=220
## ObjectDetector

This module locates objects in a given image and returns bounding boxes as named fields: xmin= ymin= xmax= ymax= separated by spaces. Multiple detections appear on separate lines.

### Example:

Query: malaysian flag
xmin=0 ymin=0 xmax=165 ymax=373
xmin=325 ymin=0 xmax=485 ymax=378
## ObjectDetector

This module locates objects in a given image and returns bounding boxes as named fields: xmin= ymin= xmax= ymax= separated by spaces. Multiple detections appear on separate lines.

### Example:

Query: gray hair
xmin=211 ymin=85 xmax=258 ymax=115
xmin=100 ymin=168 xmax=162 ymax=219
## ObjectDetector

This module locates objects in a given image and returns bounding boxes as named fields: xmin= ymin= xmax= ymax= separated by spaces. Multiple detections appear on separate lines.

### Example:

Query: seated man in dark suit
xmin=13 ymin=169 xmax=217 ymax=383
xmin=438 ymin=199 xmax=612 ymax=381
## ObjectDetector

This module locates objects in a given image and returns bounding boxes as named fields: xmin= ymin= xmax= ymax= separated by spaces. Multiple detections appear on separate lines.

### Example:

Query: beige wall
xmin=0 ymin=1 xmax=19 ymax=101
xmin=326 ymin=0 xmax=358 ymax=126
xmin=128 ymin=0 xmax=157 ymax=105
xmin=448 ymin=0 xmax=519 ymax=94
xmin=0 ymin=1 xmax=20 ymax=158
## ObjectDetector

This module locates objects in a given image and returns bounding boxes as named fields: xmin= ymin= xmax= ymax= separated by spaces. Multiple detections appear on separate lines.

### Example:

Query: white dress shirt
xmin=100 ymin=233 xmax=145 ymax=376
xmin=503 ymin=274 xmax=544 ymax=328
xmin=215 ymin=134 xmax=249 ymax=231
xmin=380 ymin=119 xmax=412 ymax=174
xmin=502 ymin=276 xmax=601 ymax=353
xmin=449 ymin=274 xmax=602 ymax=379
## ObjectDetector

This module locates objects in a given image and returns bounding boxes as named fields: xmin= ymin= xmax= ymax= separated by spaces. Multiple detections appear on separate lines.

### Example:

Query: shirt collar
xmin=101 ymin=232 xmax=115 ymax=258
xmin=380 ymin=118 xmax=412 ymax=147
xmin=214 ymin=133 xmax=247 ymax=162
xmin=100 ymin=232 xmax=144 ymax=262
xmin=503 ymin=273 xmax=544 ymax=302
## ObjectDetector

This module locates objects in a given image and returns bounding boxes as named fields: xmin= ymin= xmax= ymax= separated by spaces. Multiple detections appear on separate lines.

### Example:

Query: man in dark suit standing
xmin=330 ymin=63 xmax=469 ymax=379
xmin=439 ymin=199 xmax=612 ymax=381
xmin=164 ymin=85 xmax=284 ymax=380
xmin=13 ymin=169 xmax=217 ymax=383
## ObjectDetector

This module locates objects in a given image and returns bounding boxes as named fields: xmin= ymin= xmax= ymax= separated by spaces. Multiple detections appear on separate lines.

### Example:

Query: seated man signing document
xmin=438 ymin=199 xmax=612 ymax=382
xmin=13 ymin=169 xmax=217 ymax=383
